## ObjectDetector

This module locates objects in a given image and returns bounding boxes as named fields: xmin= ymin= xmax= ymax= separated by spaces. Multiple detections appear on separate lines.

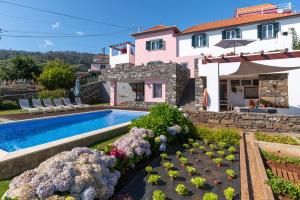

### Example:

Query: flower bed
xmin=255 ymin=132 xmax=299 ymax=146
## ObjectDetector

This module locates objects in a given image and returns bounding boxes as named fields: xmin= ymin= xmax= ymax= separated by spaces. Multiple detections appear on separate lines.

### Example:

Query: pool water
xmin=0 ymin=110 xmax=146 ymax=152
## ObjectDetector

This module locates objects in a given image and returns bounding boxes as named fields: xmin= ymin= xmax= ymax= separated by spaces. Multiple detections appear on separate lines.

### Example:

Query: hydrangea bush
xmin=4 ymin=147 xmax=120 ymax=200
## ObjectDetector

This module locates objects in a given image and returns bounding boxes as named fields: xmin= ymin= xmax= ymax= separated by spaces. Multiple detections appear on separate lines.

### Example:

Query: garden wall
xmin=185 ymin=110 xmax=300 ymax=133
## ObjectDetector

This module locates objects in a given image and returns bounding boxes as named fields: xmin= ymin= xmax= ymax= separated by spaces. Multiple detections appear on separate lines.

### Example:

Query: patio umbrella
xmin=73 ymin=79 xmax=80 ymax=97
xmin=215 ymin=38 xmax=255 ymax=54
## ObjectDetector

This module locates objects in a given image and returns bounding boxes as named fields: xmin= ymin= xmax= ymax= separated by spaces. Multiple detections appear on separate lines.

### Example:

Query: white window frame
xmin=195 ymin=34 xmax=206 ymax=47
xmin=262 ymin=24 xmax=274 ymax=39
xmin=225 ymin=30 xmax=237 ymax=39
xmin=150 ymin=40 xmax=160 ymax=51
xmin=153 ymin=83 xmax=162 ymax=98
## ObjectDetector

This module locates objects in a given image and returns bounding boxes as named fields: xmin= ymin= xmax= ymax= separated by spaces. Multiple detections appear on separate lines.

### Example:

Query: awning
xmin=230 ymin=61 xmax=300 ymax=76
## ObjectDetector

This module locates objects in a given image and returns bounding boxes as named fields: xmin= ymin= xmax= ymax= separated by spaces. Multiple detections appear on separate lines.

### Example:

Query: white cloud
xmin=52 ymin=22 xmax=60 ymax=29
xmin=76 ymin=31 xmax=85 ymax=36
xmin=39 ymin=40 xmax=54 ymax=48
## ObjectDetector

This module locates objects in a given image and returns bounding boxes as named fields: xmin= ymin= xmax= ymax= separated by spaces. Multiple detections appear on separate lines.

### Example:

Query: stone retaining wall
xmin=185 ymin=110 xmax=300 ymax=133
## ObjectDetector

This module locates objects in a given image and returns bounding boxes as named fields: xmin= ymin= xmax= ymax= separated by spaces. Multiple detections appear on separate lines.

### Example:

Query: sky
xmin=0 ymin=0 xmax=299 ymax=54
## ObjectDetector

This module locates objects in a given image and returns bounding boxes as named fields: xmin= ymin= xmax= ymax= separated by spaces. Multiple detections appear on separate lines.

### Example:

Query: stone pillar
xmin=110 ymin=81 xmax=117 ymax=106
xmin=194 ymin=58 xmax=205 ymax=110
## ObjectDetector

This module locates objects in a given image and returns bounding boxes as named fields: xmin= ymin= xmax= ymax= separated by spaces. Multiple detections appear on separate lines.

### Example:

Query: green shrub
xmin=152 ymin=190 xmax=166 ymax=200
xmin=199 ymin=146 xmax=206 ymax=151
xmin=226 ymin=154 xmax=235 ymax=161
xmin=130 ymin=104 xmax=194 ymax=140
xmin=213 ymin=158 xmax=223 ymax=165
xmin=183 ymin=143 xmax=190 ymax=148
xmin=217 ymin=150 xmax=225 ymax=156
xmin=224 ymin=187 xmax=235 ymax=200
xmin=255 ymin=132 xmax=298 ymax=145
xmin=163 ymin=162 xmax=174 ymax=170
xmin=190 ymin=177 xmax=206 ymax=189
xmin=228 ymin=146 xmax=236 ymax=153
xmin=148 ymin=175 xmax=161 ymax=185
xmin=261 ymin=150 xmax=300 ymax=165
xmin=176 ymin=151 xmax=183 ymax=158
xmin=266 ymin=169 xmax=300 ymax=199
xmin=168 ymin=170 xmax=179 ymax=179
xmin=0 ymin=100 xmax=19 ymax=110
xmin=189 ymin=148 xmax=195 ymax=154
xmin=218 ymin=142 xmax=227 ymax=149
xmin=175 ymin=184 xmax=188 ymax=196
xmin=186 ymin=166 xmax=196 ymax=175
xmin=160 ymin=153 xmax=168 ymax=160
xmin=188 ymin=138 xmax=194 ymax=144
xmin=145 ymin=166 xmax=153 ymax=174
xmin=205 ymin=151 xmax=214 ymax=158
xmin=203 ymin=192 xmax=218 ymax=200
xmin=192 ymin=142 xmax=200 ymax=148
xmin=179 ymin=157 xmax=188 ymax=165
xmin=37 ymin=89 xmax=66 ymax=99
xmin=196 ymin=126 xmax=214 ymax=143
xmin=65 ymin=196 xmax=76 ymax=200
xmin=226 ymin=169 xmax=235 ymax=178
xmin=209 ymin=144 xmax=217 ymax=150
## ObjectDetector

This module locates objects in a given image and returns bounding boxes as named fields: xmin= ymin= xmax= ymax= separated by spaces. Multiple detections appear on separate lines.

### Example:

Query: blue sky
xmin=0 ymin=0 xmax=299 ymax=54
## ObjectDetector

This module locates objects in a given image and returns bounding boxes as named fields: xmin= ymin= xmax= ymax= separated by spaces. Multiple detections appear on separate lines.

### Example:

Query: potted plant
xmin=231 ymin=86 xmax=237 ymax=93
xmin=186 ymin=166 xmax=196 ymax=176
xmin=163 ymin=162 xmax=174 ymax=171
xmin=183 ymin=143 xmax=189 ymax=149
xmin=203 ymin=192 xmax=218 ymax=200
xmin=152 ymin=190 xmax=166 ymax=200
xmin=160 ymin=153 xmax=168 ymax=160
xmin=226 ymin=169 xmax=235 ymax=180
xmin=228 ymin=146 xmax=236 ymax=153
xmin=218 ymin=142 xmax=227 ymax=149
xmin=217 ymin=150 xmax=225 ymax=157
xmin=179 ymin=157 xmax=188 ymax=166
xmin=190 ymin=177 xmax=206 ymax=189
xmin=205 ymin=151 xmax=214 ymax=158
xmin=148 ymin=175 xmax=161 ymax=185
xmin=189 ymin=148 xmax=195 ymax=154
xmin=167 ymin=170 xmax=179 ymax=181
xmin=145 ymin=166 xmax=153 ymax=174
xmin=224 ymin=187 xmax=235 ymax=200
xmin=175 ymin=184 xmax=188 ymax=196
xmin=176 ymin=151 xmax=182 ymax=158
xmin=226 ymin=154 xmax=235 ymax=162
xmin=213 ymin=158 xmax=223 ymax=167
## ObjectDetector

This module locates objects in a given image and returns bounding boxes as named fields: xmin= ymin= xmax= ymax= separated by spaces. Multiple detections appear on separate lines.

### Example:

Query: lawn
xmin=0 ymin=109 xmax=25 ymax=116
xmin=0 ymin=180 xmax=10 ymax=198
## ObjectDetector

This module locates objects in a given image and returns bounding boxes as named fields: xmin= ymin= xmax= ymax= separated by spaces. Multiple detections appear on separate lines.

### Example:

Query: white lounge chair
xmin=75 ymin=97 xmax=90 ymax=109
xmin=32 ymin=98 xmax=54 ymax=113
xmin=62 ymin=98 xmax=83 ymax=110
xmin=43 ymin=98 xmax=65 ymax=112
xmin=19 ymin=99 xmax=41 ymax=115
xmin=53 ymin=98 xmax=74 ymax=111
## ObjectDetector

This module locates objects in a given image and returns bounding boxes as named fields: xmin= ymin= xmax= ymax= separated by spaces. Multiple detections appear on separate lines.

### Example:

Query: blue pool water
xmin=0 ymin=110 xmax=146 ymax=152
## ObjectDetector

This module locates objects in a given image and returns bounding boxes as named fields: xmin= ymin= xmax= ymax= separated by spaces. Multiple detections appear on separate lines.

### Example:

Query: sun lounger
xmin=75 ymin=97 xmax=90 ymax=109
xmin=32 ymin=98 xmax=54 ymax=113
xmin=53 ymin=98 xmax=74 ymax=111
xmin=43 ymin=98 xmax=65 ymax=112
xmin=62 ymin=98 xmax=83 ymax=110
xmin=19 ymin=99 xmax=41 ymax=115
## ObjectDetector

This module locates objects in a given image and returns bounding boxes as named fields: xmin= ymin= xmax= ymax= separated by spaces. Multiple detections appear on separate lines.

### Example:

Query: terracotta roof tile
xmin=236 ymin=4 xmax=277 ymax=16
xmin=181 ymin=13 xmax=298 ymax=34
xmin=132 ymin=25 xmax=180 ymax=36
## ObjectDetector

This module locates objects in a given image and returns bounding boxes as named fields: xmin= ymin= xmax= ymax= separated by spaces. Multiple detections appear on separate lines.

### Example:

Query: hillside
xmin=0 ymin=49 xmax=95 ymax=72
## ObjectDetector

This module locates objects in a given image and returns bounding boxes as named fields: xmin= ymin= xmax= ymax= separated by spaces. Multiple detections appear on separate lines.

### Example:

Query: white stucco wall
xmin=178 ymin=16 xmax=300 ymax=58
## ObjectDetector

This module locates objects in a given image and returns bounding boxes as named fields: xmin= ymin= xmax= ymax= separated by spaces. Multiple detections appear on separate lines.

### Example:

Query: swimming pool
xmin=0 ymin=110 xmax=146 ymax=152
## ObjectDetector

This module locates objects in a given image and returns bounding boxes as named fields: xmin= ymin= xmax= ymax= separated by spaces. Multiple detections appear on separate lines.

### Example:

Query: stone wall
xmin=185 ymin=110 xmax=300 ymax=133
xmin=259 ymin=73 xmax=288 ymax=107
xmin=125 ymin=101 xmax=157 ymax=109
xmin=79 ymin=82 xmax=102 ymax=104
xmin=101 ymin=63 xmax=190 ymax=107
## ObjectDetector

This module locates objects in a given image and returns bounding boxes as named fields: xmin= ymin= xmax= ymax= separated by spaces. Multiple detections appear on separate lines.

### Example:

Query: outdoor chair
xmin=75 ymin=97 xmax=90 ymax=109
xmin=62 ymin=98 xmax=83 ymax=110
xmin=32 ymin=98 xmax=54 ymax=113
xmin=43 ymin=98 xmax=65 ymax=112
xmin=19 ymin=99 xmax=41 ymax=115
xmin=53 ymin=98 xmax=74 ymax=111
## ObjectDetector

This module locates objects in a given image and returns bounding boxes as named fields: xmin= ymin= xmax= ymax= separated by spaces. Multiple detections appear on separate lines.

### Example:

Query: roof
xmin=132 ymin=25 xmax=180 ymax=37
xmin=236 ymin=4 xmax=277 ymax=16
xmin=93 ymin=54 xmax=109 ymax=59
xmin=181 ymin=13 xmax=299 ymax=34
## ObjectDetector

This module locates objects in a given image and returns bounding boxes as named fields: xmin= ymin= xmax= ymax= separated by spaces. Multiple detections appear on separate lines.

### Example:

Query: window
xmin=192 ymin=34 xmax=208 ymax=48
xmin=181 ymin=62 xmax=188 ymax=68
xmin=222 ymin=29 xmax=241 ymax=39
xmin=253 ymin=79 xmax=259 ymax=86
xmin=153 ymin=83 xmax=162 ymax=98
xmin=241 ymin=80 xmax=252 ymax=86
xmin=147 ymin=61 xmax=163 ymax=65
xmin=258 ymin=22 xmax=279 ymax=39
xmin=244 ymin=87 xmax=259 ymax=99
xmin=146 ymin=39 xmax=163 ymax=51
xmin=231 ymin=80 xmax=240 ymax=86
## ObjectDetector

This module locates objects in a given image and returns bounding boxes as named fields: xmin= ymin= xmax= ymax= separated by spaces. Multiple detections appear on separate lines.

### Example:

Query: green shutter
xmin=158 ymin=39 xmax=163 ymax=49
xmin=222 ymin=30 xmax=226 ymax=39
xmin=257 ymin=25 xmax=263 ymax=39
xmin=192 ymin=35 xmax=196 ymax=47
xmin=273 ymin=22 xmax=280 ymax=38
xmin=146 ymin=41 xmax=151 ymax=50
xmin=202 ymin=34 xmax=207 ymax=46
xmin=236 ymin=28 xmax=241 ymax=38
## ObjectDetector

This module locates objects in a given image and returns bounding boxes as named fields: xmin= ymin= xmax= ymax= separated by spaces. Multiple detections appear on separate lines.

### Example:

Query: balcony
xmin=109 ymin=42 xmax=135 ymax=68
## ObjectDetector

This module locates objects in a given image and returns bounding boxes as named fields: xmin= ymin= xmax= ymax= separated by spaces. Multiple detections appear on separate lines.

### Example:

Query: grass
xmin=255 ymin=132 xmax=299 ymax=145
xmin=0 ymin=109 xmax=25 ymax=116
xmin=0 ymin=180 xmax=10 ymax=198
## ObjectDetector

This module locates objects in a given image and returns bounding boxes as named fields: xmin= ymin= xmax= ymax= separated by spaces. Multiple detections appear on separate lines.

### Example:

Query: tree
xmin=0 ymin=56 xmax=41 ymax=81
xmin=290 ymin=27 xmax=300 ymax=50
xmin=38 ymin=60 xmax=75 ymax=90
